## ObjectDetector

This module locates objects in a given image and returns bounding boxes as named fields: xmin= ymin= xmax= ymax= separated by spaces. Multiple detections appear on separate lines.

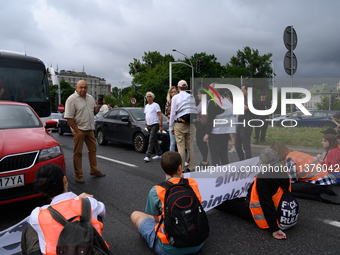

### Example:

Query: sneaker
xmin=185 ymin=162 xmax=188 ymax=166
xmin=90 ymin=171 xmax=106 ymax=177
xmin=260 ymin=140 xmax=266 ymax=144
xmin=253 ymin=139 xmax=259 ymax=144
xmin=229 ymin=146 xmax=236 ymax=153
xmin=152 ymin=155 xmax=162 ymax=159
xmin=144 ymin=156 xmax=150 ymax=162
xmin=76 ymin=176 xmax=85 ymax=183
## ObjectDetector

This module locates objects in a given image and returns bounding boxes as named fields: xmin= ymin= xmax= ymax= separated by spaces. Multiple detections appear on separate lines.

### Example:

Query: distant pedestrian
xmin=165 ymin=86 xmax=178 ymax=151
xmin=254 ymin=91 xmax=271 ymax=144
xmin=64 ymin=80 xmax=106 ymax=183
xmin=235 ymin=83 xmax=257 ymax=160
xmin=144 ymin=91 xmax=163 ymax=162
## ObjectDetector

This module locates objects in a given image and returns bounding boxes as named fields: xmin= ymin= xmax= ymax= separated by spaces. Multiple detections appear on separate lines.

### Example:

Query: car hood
xmin=0 ymin=127 xmax=59 ymax=158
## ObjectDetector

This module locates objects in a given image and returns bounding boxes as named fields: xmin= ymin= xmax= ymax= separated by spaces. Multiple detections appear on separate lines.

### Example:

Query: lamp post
xmin=172 ymin=49 xmax=194 ymax=89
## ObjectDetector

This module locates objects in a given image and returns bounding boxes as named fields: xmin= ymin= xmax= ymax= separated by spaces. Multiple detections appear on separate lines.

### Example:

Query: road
xmin=2 ymin=132 xmax=340 ymax=255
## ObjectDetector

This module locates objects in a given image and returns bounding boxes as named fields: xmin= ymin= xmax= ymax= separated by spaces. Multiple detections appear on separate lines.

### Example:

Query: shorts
xmin=138 ymin=217 xmax=202 ymax=255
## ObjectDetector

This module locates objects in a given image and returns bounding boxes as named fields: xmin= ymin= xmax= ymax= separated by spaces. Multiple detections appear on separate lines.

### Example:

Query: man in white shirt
xmin=169 ymin=80 xmax=196 ymax=171
xmin=144 ymin=92 xmax=163 ymax=162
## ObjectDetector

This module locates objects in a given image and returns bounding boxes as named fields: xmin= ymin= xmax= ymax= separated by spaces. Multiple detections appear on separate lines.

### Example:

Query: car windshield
xmin=130 ymin=109 xmax=145 ymax=121
xmin=0 ymin=105 xmax=42 ymax=129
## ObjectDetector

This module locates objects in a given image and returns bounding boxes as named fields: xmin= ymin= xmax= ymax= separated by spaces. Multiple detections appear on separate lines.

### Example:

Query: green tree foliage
xmin=316 ymin=96 xmax=340 ymax=110
xmin=225 ymin=46 xmax=274 ymax=91
xmin=49 ymin=80 xmax=75 ymax=112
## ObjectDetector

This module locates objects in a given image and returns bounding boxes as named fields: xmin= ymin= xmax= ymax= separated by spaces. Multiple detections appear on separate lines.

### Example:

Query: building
xmin=48 ymin=70 xmax=111 ymax=98
xmin=304 ymin=83 xmax=340 ymax=110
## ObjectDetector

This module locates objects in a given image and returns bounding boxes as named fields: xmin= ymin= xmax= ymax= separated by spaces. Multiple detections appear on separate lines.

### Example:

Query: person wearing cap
xmin=254 ymin=91 xmax=271 ymax=144
xmin=330 ymin=112 xmax=340 ymax=139
xmin=169 ymin=80 xmax=197 ymax=171
xmin=217 ymin=148 xmax=291 ymax=240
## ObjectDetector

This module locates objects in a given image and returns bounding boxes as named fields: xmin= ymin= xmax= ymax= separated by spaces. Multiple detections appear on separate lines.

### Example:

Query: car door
xmin=102 ymin=109 xmax=118 ymax=141
xmin=115 ymin=109 xmax=134 ymax=143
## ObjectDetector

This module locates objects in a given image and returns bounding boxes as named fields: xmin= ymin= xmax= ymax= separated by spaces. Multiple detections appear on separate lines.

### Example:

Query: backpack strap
xmin=81 ymin=197 xmax=92 ymax=223
xmin=48 ymin=206 xmax=69 ymax=226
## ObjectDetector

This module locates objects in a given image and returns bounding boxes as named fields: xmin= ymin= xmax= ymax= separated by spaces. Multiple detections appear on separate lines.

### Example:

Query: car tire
xmin=58 ymin=126 xmax=64 ymax=135
xmin=97 ymin=129 xmax=108 ymax=145
xmin=134 ymin=133 xmax=147 ymax=153
xmin=323 ymin=121 xmax=335 ymax=128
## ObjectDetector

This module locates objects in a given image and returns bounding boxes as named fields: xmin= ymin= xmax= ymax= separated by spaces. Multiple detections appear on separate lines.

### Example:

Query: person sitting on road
xmin=21 ymin=164 xmax=109 ymax=255
xmin=271 ymin=142 xmax=340 ymax=204
xmin=317 ymin=134 xmax=340 ymax=186
xmin=217 ymin=148 xmax=291 ymax=240
xmin=130 ymin=151 xmax=205 ymax=254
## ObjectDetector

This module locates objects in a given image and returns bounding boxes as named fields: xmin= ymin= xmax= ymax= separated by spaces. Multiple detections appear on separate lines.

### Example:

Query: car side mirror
xmin=121 ymin=117 xmax=130 ymax=122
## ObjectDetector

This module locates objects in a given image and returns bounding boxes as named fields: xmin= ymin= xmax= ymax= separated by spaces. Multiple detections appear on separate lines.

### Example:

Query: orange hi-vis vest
xmin=154 ymin=178 xmax=202 ymax=244
xmin=286 ymin=151 xmax=328 ymax=181
xmin=38 ymin=198 xmax=105 ymax=255
xmin=249 ymin=176 xmax=291 ymax=229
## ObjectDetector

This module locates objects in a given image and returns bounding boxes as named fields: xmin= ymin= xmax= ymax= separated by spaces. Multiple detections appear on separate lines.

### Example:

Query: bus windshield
xmin=0 ymin=52 xmax=51 ymax=117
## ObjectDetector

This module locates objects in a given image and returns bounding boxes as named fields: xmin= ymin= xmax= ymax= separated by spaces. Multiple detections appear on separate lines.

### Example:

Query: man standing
xmin=235 ymin=83 xmax=257 ymax=160
xmin=169 ymin=80 xmax=196 ymax=172
xmin=254 ymin=91 xmax=271 ymax=144
xmin=64 ymin=80 xmax=106 ymax=183
xmin=144 ymin=91 xmax=163 ymax=162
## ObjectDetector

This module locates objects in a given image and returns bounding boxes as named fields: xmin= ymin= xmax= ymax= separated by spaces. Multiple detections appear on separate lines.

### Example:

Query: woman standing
xmin=165 ymin=86 xmax=178 ymax=151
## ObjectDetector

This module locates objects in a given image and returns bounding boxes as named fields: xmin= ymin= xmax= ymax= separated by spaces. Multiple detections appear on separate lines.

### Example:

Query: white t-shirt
xmin=144 ymin=102 xmax=161 ymax=125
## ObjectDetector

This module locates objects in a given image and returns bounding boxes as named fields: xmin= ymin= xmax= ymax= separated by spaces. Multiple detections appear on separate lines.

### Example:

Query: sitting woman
xmin=271 ymin=142 xmax=340 ymax=204
xmin=317 ymin=134 xmax=340 ymax=185
xmin=21 ymin=164 xmax=109 ymax=255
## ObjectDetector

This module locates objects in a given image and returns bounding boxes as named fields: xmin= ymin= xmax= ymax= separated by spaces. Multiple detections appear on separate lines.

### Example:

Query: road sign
xmin=56 ymin=88 xmax=63 ymax=95
xmin=283 ymin=51 xmax=298 ymax=75
xmin=283 ymin=26 xmax=298 ymax=51
xmin=130 ymin=97 xmax=137 ymax=105
xmin=58 ymin=104 xmax=65 ymax=113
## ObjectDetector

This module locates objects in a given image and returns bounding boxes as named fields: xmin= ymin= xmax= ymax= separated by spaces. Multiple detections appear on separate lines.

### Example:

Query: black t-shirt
xmin=238 ymin=97 xmax=258 ymax=123
xmin=256 ymin=99 xmax=271 ymax=119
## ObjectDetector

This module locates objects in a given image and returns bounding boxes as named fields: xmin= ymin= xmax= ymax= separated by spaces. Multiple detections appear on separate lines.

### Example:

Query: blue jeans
xmin=169 ymin=131 xmax=176 ymax=151
xmin=138 ymin=217 xmax=202 ymax=255
xmin=146 ymin=124 xmax=162 ymax=157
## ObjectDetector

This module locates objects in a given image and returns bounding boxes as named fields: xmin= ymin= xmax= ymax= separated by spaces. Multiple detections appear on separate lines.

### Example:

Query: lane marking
xmin=323 ymin=219 xmax=340 ymax=228
xmin=97 ymin=155 xmax=137 ymax=168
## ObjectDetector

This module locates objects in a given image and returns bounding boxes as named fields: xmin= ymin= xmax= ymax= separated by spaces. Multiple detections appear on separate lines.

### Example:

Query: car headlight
xmin=38 ymin=146 xmax=63 ymax=162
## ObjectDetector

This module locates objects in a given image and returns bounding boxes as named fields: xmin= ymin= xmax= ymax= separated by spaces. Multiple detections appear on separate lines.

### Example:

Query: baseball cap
xmin=178 ymin=80 xmax=188 ymax=88
xmin=321 ymin=128 xmax=337 ymax=135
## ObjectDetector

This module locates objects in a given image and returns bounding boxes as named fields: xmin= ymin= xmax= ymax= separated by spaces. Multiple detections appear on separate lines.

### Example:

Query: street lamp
xmin=172 ymin=49 xmax=194 ymax=88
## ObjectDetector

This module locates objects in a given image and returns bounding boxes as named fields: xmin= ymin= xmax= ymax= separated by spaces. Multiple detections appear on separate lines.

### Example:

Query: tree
xmin=49 ymin=80 xmax=75 ymax=112
xmin=225 ymin=46 xmax=274 ymax=91
xmin=316 ymin=96 xmax=340 ymax=110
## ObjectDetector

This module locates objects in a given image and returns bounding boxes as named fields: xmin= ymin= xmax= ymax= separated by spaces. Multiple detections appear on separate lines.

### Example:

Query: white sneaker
xmin=144 ymin=156 xmax=150 ymax=162
xmin=229 ymin=146 xmax=236 ymax=153
xmin=152 ymin=155 xmax=162 ymax=159
xmin=185 ymin=162 xmax=188 ymax=166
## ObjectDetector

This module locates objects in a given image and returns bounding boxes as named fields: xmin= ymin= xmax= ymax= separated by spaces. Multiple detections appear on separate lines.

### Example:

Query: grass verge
xmin=256 ymin=126 xmax=328 ymax=148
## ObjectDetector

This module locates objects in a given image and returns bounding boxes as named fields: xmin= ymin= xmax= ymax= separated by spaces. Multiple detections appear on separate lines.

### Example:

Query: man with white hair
xmin=144 ymin=91 xmax=163 ymax=162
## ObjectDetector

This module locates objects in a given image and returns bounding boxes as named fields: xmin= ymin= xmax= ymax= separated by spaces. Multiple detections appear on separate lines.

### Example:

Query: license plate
xmin=0 ymin=174 xmax=25 ymax=189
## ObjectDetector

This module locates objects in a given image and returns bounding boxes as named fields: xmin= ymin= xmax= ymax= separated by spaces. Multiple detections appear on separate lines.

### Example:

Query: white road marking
xmin=97 ymin=155 xmax=137 ymax=168
xmin=323 ymin=219 xmax=340 ymax=228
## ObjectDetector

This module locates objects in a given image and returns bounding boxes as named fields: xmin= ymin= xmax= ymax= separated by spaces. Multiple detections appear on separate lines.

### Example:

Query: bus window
xmin=0 ymin=51 xmax=51 ymax=117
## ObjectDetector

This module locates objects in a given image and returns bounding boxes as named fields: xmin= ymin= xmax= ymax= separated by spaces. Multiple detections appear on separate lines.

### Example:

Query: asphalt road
xmin=2 ymin=132 xmax=340 ymax=255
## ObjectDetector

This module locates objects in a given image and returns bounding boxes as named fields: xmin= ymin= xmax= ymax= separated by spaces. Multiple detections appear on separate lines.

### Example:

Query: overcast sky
xmin=1 ymin=0 xmax=339 ymax=89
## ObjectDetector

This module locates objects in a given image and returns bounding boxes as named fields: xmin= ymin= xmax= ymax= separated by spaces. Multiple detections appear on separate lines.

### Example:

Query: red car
xmin=0 ymin=101 xmax=66 ymax=205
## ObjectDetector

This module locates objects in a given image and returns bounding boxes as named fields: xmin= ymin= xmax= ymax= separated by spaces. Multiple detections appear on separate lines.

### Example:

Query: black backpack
xmin=154 ymin=178 xmax=209 ymax=248
xmin=48 ymin=197 xmax=112 ymax=255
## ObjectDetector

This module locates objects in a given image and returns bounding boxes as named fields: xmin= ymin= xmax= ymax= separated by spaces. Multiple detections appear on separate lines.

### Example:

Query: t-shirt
xmin=145 ymin=177 xmax=203 ymax=254
xmin=238 ymin=97 xmax=258 ymax=123
xmin=257 ymin=99 xmax=271 ymax=118
xmin=144 ymin=102 xmax=161 ymax=125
